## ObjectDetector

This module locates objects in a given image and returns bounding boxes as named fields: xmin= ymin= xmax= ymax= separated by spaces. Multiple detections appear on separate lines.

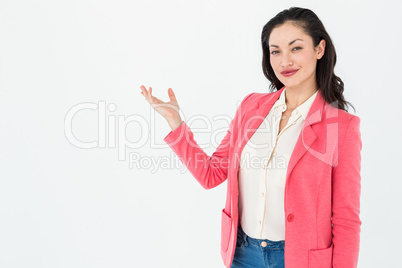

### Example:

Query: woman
xmin=140 ymin=7 xmax=362 ymax=268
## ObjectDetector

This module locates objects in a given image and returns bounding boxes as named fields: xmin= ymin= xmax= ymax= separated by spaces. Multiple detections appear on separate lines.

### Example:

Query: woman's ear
xmin=317 ymin=39 xmax=326 ymax=60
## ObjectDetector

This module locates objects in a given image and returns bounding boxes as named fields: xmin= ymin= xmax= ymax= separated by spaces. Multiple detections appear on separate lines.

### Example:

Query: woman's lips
xmin=281 ymin=69 xmax=298 ymax=77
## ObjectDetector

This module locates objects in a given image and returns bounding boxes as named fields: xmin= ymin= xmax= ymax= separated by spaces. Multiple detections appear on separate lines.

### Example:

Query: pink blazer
xmin=163 ymin=86 xmax=362 ymax=268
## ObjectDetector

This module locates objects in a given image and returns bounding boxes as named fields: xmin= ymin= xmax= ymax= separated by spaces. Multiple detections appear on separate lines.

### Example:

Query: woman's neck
xmin=284 ymin=83 xmax=318 ymax=109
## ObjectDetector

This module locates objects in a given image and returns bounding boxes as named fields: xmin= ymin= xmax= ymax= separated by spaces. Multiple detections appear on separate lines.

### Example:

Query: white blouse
xmin=238 ymin=87 xmax=318 ymax=241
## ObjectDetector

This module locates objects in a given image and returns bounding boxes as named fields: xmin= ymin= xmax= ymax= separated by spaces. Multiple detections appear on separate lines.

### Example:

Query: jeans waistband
xmin=238 ymin=223 xmax=285 ymax=248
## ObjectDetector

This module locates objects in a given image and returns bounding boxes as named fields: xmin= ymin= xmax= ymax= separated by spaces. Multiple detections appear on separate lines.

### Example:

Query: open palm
xmin=140 ymin=85 xmax=181 ymax=120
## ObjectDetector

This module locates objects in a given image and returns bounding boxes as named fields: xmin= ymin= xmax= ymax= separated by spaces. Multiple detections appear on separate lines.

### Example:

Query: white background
xmin=1 ymin=0 xmax=401 ymax=267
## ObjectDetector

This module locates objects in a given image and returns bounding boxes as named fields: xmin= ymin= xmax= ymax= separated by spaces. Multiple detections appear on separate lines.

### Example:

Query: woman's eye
xmin=271 ymin=47 xmax=301 ymax=55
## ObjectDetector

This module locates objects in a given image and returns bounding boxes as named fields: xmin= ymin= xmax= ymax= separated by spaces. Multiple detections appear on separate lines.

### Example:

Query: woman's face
xmin=269 ymin=21 xmax=325 ymax=91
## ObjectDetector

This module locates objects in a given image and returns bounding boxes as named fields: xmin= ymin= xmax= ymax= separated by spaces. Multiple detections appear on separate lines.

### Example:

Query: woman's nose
xmin=281 ymin=53 xmax=294 ymax=67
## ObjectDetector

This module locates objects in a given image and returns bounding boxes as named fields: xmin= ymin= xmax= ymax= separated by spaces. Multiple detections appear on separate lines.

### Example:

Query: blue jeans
xmin=231 ymin=224 xmax=285 ymax=268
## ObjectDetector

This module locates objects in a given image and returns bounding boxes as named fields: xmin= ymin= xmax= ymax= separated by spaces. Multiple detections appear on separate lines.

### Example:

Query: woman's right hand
xmin=140 ymin=85 xmax=183 ymax=130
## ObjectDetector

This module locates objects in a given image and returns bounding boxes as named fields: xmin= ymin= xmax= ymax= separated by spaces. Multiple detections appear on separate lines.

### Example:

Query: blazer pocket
xmin=308 ymin=242 xmax=333 ymax=268
xmin=220 ymin=208 xmax=232 ymax=252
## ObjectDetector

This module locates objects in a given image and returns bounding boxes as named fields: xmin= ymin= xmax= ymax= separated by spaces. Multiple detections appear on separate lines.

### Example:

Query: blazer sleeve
xmin=163 ymin=93 xmax=254 ymax=190
xmin=331 ymin=115 xmax=363 ymax=268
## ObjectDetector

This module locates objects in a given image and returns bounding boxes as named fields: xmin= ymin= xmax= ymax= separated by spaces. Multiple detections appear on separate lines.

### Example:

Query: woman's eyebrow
xmin=269 ymin=38 xmax=304 ymax=48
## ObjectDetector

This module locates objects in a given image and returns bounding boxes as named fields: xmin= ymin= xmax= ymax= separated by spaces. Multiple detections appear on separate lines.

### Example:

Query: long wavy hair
xmin=261 ymin=7 xmax=355 ymax=112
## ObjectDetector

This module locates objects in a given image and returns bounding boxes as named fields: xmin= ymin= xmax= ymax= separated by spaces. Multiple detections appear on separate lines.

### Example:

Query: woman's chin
xmin=281 ymin=80 xmax=300 ymax=89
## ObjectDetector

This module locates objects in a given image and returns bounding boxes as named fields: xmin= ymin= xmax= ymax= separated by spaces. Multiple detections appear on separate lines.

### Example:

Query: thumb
xmin=167 ymin=88 xmax=177 ymax=102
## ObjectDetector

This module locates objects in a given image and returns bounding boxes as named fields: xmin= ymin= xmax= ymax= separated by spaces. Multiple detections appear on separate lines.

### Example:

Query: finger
xmin=147 ymin=86 xmax=153 ymax=103
xmin=168 ymin=88 xmax=177 ymax=102
xmin=140 ymin=85 xmax=148 ymax=97
xmin=140 ymin=86 xmax=150 ymax=102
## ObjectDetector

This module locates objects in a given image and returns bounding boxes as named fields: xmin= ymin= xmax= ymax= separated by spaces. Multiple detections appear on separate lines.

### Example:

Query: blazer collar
xmin=238 ymin=86 xmax=328 ymax=179
xmin=270 ymin=87 xmax=319 ymax=121
xmin=242 ymin=86 xmax=326 ymax=128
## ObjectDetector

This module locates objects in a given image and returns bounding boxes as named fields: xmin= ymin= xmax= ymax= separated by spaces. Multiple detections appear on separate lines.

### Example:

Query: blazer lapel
xmin=236 ymin=87 xmax=284 ymax=156
xmin=236 ymin=87 xmax=327 ymax=179
xmin=286 ymin=89 xmax=326 ymax=178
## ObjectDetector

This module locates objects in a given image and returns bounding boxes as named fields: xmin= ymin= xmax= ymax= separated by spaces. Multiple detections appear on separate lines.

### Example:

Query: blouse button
xmin=287 ymin=213 xmax=294 ymax=222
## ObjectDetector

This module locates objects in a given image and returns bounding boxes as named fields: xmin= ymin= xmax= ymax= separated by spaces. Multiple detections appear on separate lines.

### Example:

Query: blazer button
xmin=287 ymin=213 xmax=294 ymax=222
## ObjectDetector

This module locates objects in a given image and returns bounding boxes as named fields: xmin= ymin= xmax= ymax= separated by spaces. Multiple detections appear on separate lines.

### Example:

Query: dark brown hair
xmin=261 ymin=7 xmax=355 ymax=112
